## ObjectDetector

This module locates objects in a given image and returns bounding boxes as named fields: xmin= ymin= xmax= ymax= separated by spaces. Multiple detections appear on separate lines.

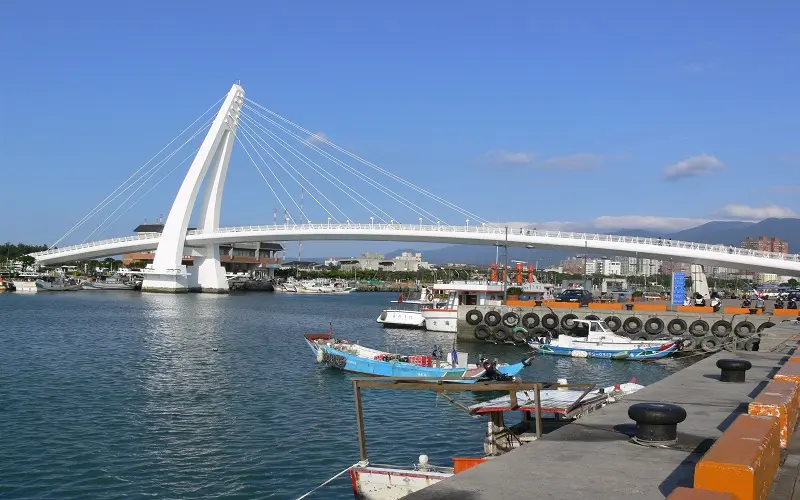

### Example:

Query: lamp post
xmin=503 ymin=225 xmax=509 ymax=301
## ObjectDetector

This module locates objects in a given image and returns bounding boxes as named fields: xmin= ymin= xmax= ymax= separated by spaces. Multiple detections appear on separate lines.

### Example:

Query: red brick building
xmin=741 ymin=236 xmax=789 ymax=254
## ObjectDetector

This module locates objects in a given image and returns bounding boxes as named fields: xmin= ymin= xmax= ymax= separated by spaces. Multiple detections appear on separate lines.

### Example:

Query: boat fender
xmin=502 ymin=312 xmax=520 ymax=328
xmin=644 ymin=317 xmax=664 ymax=335
xmin=667 ymin=318 xmax=687 ymax=335
xmin=426 ymin=292 xmax=433 ymax=301
xmin=710 ymin=320 xmax=732 ymax=338
xmin=541 ymin=313 xmax=559 ymax=330
xmin=734 ymin=320 xmax=756 ymax=338
xmin=484 ymin=311 xmax=502 ymax=327
xmin=560 ymin=313 xmax=579 ymax=330
xmin=511 ymin=326 xmax=527 ymax=343
xmin=623 ymin=317 xmax=643 ymax=334
xmin=316 ymin=347 xmax=325 ymax=363
xmin=757 ymin=322 xmax=775 ymax=333
xmin=492 ymin=326 xmax=510 ymax=342
xmin=465 ymin=309 xmax=483 ymax=326
xmin=521 ymin=312 xmax=540 ymax=328
xmin=689 ymin=320 xmax=709 ymax=337
xmin=474 ymin=325 xmax=491 ymax=340
xmin=604 ymin=316 xmax=622 ymax=332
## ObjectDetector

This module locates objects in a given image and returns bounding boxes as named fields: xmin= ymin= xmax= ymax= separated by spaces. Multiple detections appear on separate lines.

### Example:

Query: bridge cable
xmin=239 ymin=112 xmax=395 ymax=224
xmin=51 ymin=95 xmax=225 ymax=248
xmin=242 ymin=104 xmax=443 ymax=224
xmin=91 ymin=148 xmax=200 ymax=240
xmin=81 ymin=119 xmax=214 ymax=242
xmin=235 ymin=136 xmax=295 ymax=225
xmin=241 ymin=113 xmax=393 ymax=224
xmin=237 ymin=126 xmax=304 ymax=223
xmin=238 ymin=118 xmax=343 ymax=223
xmin=245 ymin=97 xmax=494 ymax=226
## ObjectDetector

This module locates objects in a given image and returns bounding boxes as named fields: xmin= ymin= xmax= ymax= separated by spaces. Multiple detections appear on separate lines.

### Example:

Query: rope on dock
xmin=294 ymin=460 xmax=367 ymax=500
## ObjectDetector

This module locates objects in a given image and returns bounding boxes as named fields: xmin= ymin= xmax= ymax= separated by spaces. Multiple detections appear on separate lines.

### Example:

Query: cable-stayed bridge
xmin=30 ymin=83 xmax=800 ymax=292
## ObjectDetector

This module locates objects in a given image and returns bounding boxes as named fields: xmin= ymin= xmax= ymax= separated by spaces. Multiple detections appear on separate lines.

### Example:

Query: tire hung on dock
xmin=689 ymin=320 xmax=709 ymax=337
xmin=667 ymin=319 xmax=687 ymax=335
xmin=492 ymin=326 xmax=510 ymax=341
xmin=502 ymin=312 xmax=520 ymax=328
xmin=757 ymin=322 xmax=775 ymax=333
xmin=604 ymin=316 xmax=622 ymax=332
xmin=644 ymin=317 xmax=664 ymax=335
xmin=561 ymin=313 xmax=579 ymax=330
xmin=484 ymin=311 xmax=502 ymax=327
xmin=710 ymin=320 xmax=732 ymax=338
xmin=541 ymin=313 xmax=559 ymax=330
xmin=511 ymin=327 xmax=528 ymax=343
xmin=474 ymin=325 xmax=491 ymax=340
xmin=521 ymin=312 xmax=540 ymax=328
xmin=734 ymin=321 xmax=756 ymax=338
xmin=623 ymin=317 xmax=643 ymax=334
xmin=466 ymin=309 xmax=483 ymax=326
xmin=700 ymin=336 xmax=721 ymax=352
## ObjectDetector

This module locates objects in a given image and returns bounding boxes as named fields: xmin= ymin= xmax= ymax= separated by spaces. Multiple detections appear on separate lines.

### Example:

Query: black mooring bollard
xmin=716 ymin=359 xmax=752 ymax=383
xmin=628 ymin=403 xmax=687 ymax=445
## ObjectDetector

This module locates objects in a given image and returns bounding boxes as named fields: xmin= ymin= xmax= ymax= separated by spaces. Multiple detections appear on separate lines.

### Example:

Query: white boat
xmin=350 ymin=457 xmax=455 ymax=499
xmin=35 ymin=278 xmax=83 ymax=291
xmin=422 ymin=280 xmax=554 ymax=333
xmin=276 ymin=278 xmax=354 ymax=294
xmin=527 ymin=319 xmax=682 ymax=361
xmin=377 ymin=287 xmax=443 ymax=328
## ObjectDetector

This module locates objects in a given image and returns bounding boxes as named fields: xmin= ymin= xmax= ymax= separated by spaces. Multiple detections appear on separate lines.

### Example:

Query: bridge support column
xmin=187 ymin=245 xmax=229 ymax=293
xmin=141 ymin=82 xmax=244 ymax=294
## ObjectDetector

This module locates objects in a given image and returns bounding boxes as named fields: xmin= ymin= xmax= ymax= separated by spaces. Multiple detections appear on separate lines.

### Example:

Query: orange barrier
xmin=587 ymin=302 xmax=623 ymax=310
xmin=541 ymin=302 xmax=578 ymax=309
xmin=787 ymin=354 xmax=800 ymax=363
xmin=723 ymin=307 xmax=759 ymax=314
xmin=677 ymin=306 xmax=713 ymax=313
xmin=632 ymin=304 xmax=667 ymax=312
xmin=452 ymin=457 xmax=487 ymax=474
xmin=748 ymin=380 xmax=799 ymax=448
xmin=666 ymin=487 xmax=736 ymax=499
xmin=773 ymin=309 xmax=800 ymax=316
xmin=505 ymin=300 xmax=536 ymax=307
xmin=774 ymin=362 xmax=800 ymax=386
xmin=694 ymin=413 xmax=780 ymax=500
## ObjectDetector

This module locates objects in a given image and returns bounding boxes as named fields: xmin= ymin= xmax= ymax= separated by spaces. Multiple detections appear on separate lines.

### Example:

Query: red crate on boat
xmin=423 ymin=355 xmax=433 ymax=367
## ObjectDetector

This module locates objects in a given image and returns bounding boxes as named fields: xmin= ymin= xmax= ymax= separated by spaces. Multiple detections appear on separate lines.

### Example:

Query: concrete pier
xmin=408 ymin=321 xmax=800 ymax=500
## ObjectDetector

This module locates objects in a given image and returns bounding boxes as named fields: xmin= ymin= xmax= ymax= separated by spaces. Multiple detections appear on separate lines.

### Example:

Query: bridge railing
xmin=32 ymin=222 xmax=800 ymax=263
xmin=199 ymin=223 xmax=800 ymax=262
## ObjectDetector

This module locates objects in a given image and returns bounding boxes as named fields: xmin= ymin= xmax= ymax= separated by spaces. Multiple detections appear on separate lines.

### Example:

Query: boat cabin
xmin=432 ymin=281 xmax=554 ymax=308
xmin=564 ymin=320 xmax=639 ymax=344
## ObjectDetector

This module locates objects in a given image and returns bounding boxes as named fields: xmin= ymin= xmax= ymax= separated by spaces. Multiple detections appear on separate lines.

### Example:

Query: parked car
xmin=555 ymin=289 xmax=592 ymax=306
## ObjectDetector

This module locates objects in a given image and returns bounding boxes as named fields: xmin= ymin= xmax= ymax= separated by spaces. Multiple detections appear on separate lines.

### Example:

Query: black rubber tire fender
xmin=757 ymin=322 xmax=776 ymax=333
xmin=635 ymin=335 xmax=650 ymax=341
xmin=623 ymin=317 xmax=643 ymax=334
xmin=492 ymin=326 xmax=510 ymax=341
xmin=530 ymin=326 xmax=548 ymax=338
xmin=700 ymin=337 xmax=721 ymax=352
xmin=734 ymin=320 xmax=756 ymax=338
xmin=710 ymin=320 xmax=732 ymax=338
xmin=667 ymin=318 xmax=687 ymax=335
xmin=585 ymin=314 xmax=600 ymax=321
xmin=465 ymin=309 xmax=483 ymax=326
xmin=484 ymin=310 xmax=501 ymax=327
xmin=681 ymin=336 xmax=697 ymax=351
xmin=561 ymin=313 xmax=579 ymax=330
xmin=474 ymin=325 xmax=491 ymax=340
xmin=502 ymin=312 xmax=520 ymax=328
xmin=511 ymin=327 xmax=527 ymax=343
xmin=605 ymin=316 xmax=622 ymax=332
xmin=541 ymin=313 xmax=559 ymax=330
xmin=689 ymin=320 xmax=709 ymax=337
xmin=644 ymin=317 xmax=665 ymax=335
xmin=521 ymin=312 xmax=540 ymax=328
xmin=744 ymin=337 xmax=760 ymax=351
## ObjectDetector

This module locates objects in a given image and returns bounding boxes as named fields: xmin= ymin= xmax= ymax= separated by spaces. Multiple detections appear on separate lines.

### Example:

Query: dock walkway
xmin=408 ymin=321 xmax=800 ymax=500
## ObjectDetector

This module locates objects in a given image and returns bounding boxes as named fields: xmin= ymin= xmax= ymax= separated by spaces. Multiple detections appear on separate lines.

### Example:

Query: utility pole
xmin=583 ymin=240 xmax=588 ymax=287
xmin=503 ymin=226 xmax=509 ymax=301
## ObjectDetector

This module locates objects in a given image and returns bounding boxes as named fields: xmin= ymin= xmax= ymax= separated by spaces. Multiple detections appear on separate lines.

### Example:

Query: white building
xmin=600 ymin=259 xmax=622 ymax=276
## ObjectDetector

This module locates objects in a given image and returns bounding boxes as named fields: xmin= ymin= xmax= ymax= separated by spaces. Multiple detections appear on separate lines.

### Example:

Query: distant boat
xmin=527 ymin=319 xmax=681 ymax=361
xmin=304 ymin=332 xmax=533 ymax=382
xmin=376 ymin=287 xmax=445 ymax=329
xmin=35 ymin=278 xmax=83 ymax=291
xmin=83 ymin=276 xmax=135 ymax=290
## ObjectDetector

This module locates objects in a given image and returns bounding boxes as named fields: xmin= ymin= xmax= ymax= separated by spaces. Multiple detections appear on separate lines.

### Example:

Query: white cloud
xmin=485 ymin=150 xmax=536 ymax=166
xmin=663 ymin=154 xmax=725 ymax=180
xmin=306 ymin=131 xmax=329 ymax=144
xmin=717 ymin=204 xmax=797 ymax=219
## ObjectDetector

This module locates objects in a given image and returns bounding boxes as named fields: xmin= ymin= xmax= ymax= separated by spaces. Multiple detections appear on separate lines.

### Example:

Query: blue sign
xmin=672 ymin=272 xmax=686 ymax=305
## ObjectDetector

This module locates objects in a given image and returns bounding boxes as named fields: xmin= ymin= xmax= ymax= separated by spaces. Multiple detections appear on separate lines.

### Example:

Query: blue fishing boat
xmin=304 ymin=333 xmax=534 ymax=382
xmin=526 ymin=319 xmax=682 ymax=361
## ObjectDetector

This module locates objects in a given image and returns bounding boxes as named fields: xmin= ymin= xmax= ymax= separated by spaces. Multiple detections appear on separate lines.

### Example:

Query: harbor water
xmin=0 ymin=292 xmax=694 ymax=499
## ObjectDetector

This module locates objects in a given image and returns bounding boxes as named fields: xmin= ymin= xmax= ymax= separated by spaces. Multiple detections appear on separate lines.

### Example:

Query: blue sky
xmin=2 ymin=1 xmax=799 ymax=257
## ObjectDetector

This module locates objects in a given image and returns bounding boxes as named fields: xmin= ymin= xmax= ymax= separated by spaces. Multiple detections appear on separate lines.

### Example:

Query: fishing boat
xmin=527 ymin=319 xmax=681 ymax=360
xmin=83 ymin=275 xmax=136 ymax=290
xmin=376 ymin=288 xmax=445 ymax=329
xmin=304 ymin=332 xmax=533 ymax=382
xmin=35 ymin=277 xmax=83 ymax=291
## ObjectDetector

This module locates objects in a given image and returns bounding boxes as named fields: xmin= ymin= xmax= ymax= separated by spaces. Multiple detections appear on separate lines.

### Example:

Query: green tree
xmin=17 ymin=255 xmax=36 ymax=270
xmin=788 ymin=278 xmax=799 ymax=287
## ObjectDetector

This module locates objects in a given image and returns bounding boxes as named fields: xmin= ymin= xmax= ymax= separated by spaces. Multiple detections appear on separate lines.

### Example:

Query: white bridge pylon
xmin=144 ymin=84 xmax=244 ymax=292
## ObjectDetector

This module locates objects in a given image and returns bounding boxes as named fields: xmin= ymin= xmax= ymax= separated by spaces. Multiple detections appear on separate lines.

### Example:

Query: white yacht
xmin=376 ymin=287 xmax=445 ymax=328
xmin=422 ymin=280 xmax=554 ymax=333
xmin=277 ymin=278 xmax=354 ymax=294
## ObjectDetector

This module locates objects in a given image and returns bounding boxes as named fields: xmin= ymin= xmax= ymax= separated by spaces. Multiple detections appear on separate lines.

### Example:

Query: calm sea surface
xmin=0 ymin=291 xmax=694 ymax=499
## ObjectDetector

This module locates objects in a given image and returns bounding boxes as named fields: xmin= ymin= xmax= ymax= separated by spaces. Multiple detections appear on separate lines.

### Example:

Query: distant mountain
xmin=385 ymin=218 xmax=800 ymax=266
xmin=666 ymin=218 xmax=800 ymax=251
